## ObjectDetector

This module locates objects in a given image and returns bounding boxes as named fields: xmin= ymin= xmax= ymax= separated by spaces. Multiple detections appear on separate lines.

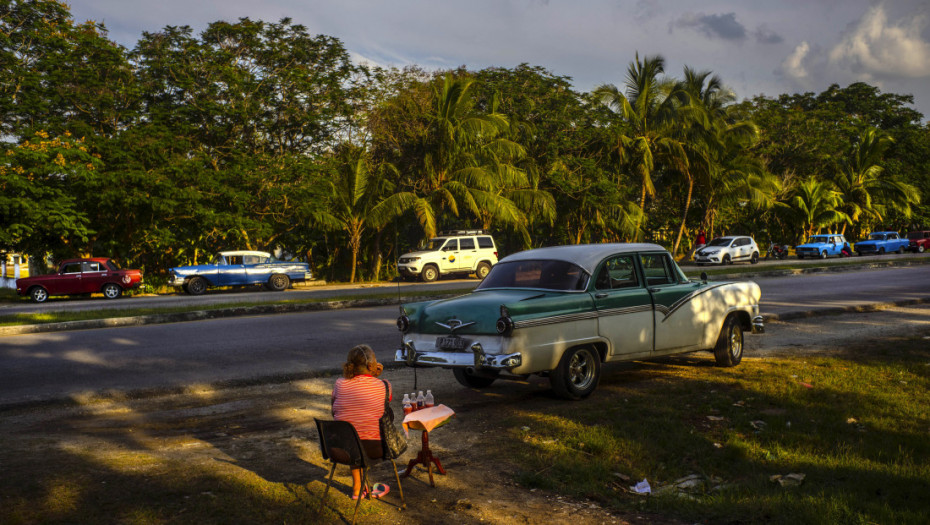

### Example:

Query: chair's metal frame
xmin=314 ymin=419 xmax=405 ymax=524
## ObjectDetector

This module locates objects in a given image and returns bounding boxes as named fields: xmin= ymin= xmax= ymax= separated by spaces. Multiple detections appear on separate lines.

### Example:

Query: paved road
xmin=2 ymin=264 xmax=929 ymax=407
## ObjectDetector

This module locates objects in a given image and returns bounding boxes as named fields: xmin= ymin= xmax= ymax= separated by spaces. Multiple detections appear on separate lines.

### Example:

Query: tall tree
xmin=785 ymin=177 xmax=848 ymax=238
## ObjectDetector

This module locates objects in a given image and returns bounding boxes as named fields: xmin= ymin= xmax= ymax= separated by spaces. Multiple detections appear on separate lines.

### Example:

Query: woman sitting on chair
xmin=331 ymin=344 xmax=391 ymax=499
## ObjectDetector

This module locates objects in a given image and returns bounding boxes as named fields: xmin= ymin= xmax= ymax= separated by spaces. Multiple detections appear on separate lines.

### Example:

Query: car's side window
xmin=82 ymin=261 xmax=102 ymax=272
xmin=61 ymin=263 xmax=82 ymax=274
xmin=477 ymin=236 xmax=494 ymax=249
xmin=640 ymin=254 xmax=673 ymax=286
xmin=243 ymin=255 xmax=263 ymax=265
xmin=227 ymin=256 xmax=243 ymax=265
xmin=595 ymin=255 xmax=639 ymax=290
xmin=443 ymin=240 xmax=459 ymax=251
xmin=460 ymin=238 xmax=475 ymax=250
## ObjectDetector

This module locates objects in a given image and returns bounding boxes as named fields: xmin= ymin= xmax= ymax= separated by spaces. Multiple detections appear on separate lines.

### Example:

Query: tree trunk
xmin=371 ymin=230 xmax=383 ymax=282
xmin=672 ymin=174 xmax=693 ymax=256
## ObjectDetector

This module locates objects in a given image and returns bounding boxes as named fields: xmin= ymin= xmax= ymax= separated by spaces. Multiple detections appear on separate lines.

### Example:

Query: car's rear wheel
xmin=453 ymin=368 xmax=498 ymax=388
xmin=550 ymin=346 xmax=600 ymax=400
xmin=714 ymin=315 xmax=743 ymax=367
xmin=421 ymin=264 xmax=439 ymax=283
xmin=102 ymin=283 xmax=122 ymax=299
xmin=267 ymin=274 xmax=289 ymax=291
xmin=475 ymin=262 xmax=491 ymax=280
xmin=897 ymin=246 xmax=904 ymax=254
xmin=750 ymin=252 xmax=759 ymax=264
xmin=186 ymin=276 xmax=207 ymax=295
xmin=30 ymin=287 xmax=49 ymax=303
xmin=919 ymin=245 xmax=926 ymax=253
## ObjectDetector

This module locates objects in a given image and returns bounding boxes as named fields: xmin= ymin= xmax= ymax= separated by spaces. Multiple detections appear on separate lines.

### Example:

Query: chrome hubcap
xmin=729 ymin=326 xmax=743 ymax=358
xmin=568 ymin=350 xmax=595 ymax=389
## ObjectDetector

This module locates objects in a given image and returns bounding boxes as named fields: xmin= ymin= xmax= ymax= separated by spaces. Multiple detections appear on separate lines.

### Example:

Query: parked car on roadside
xmin=854 ymin=231 xmax=910 ymax=256
xmin=906 ymin=231 xmax=930 ymax=253
xmin=395 ymin=243 xmax=764 ymax=400
xmin=795 ymin=234 xmax=848 ymax=259
xmin=693 ymin=235 xmax=760 ymax=265
xmin=16 ymin=258 xmax=143 ymax=303
xmin=168 ymin=251 xmax=312 ymax=295
xmin=397 ymin=230 xmax=499 ymax=282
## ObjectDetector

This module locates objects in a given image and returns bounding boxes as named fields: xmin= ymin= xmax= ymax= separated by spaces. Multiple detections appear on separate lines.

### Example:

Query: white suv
xmin=694 ymin=235 xmax=760 ymax=265
xmin=397 ymin=230 xmax=499 ymax=282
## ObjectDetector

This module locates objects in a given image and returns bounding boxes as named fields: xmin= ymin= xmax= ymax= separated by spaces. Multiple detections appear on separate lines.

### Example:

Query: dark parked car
xmin=16 ymin=258 xmax=143 ymax=303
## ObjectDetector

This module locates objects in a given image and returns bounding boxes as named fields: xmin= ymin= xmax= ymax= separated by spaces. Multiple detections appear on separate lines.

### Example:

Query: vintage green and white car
xmin=395 ymin=243 xmax=764 ymax=399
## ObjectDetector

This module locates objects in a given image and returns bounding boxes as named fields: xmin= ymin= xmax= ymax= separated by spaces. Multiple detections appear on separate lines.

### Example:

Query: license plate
xmin=436 ymin=336 xmax=468 ymax=350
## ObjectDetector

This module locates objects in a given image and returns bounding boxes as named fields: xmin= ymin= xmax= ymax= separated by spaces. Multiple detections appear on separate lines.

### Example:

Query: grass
xmin=502 ymin=337 xmax=930 ymax=524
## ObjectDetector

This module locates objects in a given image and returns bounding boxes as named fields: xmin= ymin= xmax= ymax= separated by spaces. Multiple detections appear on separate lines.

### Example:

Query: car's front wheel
xmin=714 ymin=315 xmax=743 ymax=367
xmin=102 ymin=283 xmax=122 ymax=299
xmin=750 ymin=252 xmax=759 ymax=264
xmin=30 ymin=287 xmax=49 ymax=303
xmin=550 ymin=346 xmax=600 ymax=400
xmin=475 ymin=262 xmax=491 ymax=280
xmin=879 ymin=247 xmax=885 ymax=255
xmin=421 ymin=264 xmax=439 ymax=283
xmin=722 ymin=254 xmax=732 ymax=265
xmin=919 ymin=245 xmax=926 ymax=253
xmin=186 ymin=276 xmax=207 ymax=295
xmin=820 ymin=250 xmax=828 ymax=259
xmin=453 ymin=368 xmax=498 ymax=388
xmin=267 ymin=274 xmax=289 ymax=291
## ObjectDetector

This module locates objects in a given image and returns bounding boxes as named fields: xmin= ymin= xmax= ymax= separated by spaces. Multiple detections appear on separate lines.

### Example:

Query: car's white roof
xmin=218 ymin=250 xmax=271 ymax=257
xmin=499 ymin=243 xmax=666 ymax=274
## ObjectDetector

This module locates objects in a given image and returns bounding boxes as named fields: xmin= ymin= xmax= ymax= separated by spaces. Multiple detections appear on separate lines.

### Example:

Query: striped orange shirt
xmin=332 ymin=375 xmax=392 ymax=440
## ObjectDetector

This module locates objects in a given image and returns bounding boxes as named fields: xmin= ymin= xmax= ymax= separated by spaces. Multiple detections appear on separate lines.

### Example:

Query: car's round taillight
xmin=396 ymin=315 xmax=410 ymax=333
xmin=496 ymin=316 xmax=513 ymax=336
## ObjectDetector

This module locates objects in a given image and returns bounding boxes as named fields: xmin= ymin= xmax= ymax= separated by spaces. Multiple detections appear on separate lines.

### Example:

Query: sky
xmin=68 ymin=0 xmax=930 ymax=119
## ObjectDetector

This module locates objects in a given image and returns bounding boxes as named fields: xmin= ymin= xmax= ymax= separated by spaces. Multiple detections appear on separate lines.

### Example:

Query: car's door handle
xmin=648 ymin=288 xmax=659 ymax=293
xmin=594 ymin=293 xmax=608 ymax=298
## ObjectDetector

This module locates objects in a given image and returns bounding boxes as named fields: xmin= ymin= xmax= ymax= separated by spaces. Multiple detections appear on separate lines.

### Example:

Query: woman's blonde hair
xmin=342 ymin=344 xmax=376 ymax=379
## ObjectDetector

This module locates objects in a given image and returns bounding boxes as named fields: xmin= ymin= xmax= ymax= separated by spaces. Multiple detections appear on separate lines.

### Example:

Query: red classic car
xmin=15 ymin=258 xmax=143 ymax=303
xmin=907 ymin=231 xmax=930 ymax=253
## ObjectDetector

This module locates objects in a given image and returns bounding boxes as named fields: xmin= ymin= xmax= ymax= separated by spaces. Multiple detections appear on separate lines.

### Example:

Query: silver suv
xmin=397 ymin=230 xmax=499 ymax=282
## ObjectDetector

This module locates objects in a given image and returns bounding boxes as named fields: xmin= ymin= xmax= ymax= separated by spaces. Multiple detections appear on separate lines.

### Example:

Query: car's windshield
xmin=424 ymin=238 xmax=448 ymax=251
xmin=476 ymin=259 xmax=588 ymax=291
xmin=806 ymin=236 xmax=829 ymax=244
xmin=707 ymin=238 xmax=732 ymax=247
xmin=869 ymin=233 xmax=885 ymax=240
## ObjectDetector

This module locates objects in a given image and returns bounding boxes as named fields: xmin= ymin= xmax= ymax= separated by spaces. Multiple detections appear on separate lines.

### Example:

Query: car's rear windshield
xmin=476 ymin=259 xmax=588 ymax=291
xmin=707 ymin=238 xmax=732 ymax=247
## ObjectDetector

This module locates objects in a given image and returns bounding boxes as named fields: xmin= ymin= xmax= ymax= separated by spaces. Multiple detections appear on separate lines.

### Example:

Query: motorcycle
xmin=766 ymin=243 xmax=790 ymax=260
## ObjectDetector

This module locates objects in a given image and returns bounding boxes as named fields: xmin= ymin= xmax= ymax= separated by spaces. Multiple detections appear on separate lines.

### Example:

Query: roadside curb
xmin=765 ymin=297 xmax=930 ymax=321
xmin=699 ymin=258 xmax=930 ymax=281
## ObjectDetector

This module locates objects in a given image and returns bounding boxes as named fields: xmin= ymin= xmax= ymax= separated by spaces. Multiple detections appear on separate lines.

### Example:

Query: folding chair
xmin=314 ymin=419 xmax=405 ymax=524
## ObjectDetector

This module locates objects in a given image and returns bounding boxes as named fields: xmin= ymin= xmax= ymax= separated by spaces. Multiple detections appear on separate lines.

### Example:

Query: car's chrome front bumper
xmin=395 ymin=340 xmax=522 ymax=370
xmin=752 ymin=315 xmax=765 ymax=334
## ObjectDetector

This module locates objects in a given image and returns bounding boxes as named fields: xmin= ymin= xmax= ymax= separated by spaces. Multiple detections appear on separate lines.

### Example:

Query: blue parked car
xmin=795 ymin=234 xmax=849 ymax=259
xmin=854 ymin=231 xmax=910 ymax=255
xmin=168 ymin=250 xmax=313 ymax=295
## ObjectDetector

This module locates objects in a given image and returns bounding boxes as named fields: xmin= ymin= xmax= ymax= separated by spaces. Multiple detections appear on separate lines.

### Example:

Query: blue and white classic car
xmin=168 ymin=250 xmax=312 ymax=295
xmin=795 ymin=234 xmax=849 ymax=259
xmin=854 ymin=231 xmax=910 ymax=256
xmin=395 ymin=243 xmax=764 ymax=399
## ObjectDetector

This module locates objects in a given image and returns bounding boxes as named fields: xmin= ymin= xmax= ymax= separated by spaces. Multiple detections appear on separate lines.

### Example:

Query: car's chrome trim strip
xmin=596 ymin=304 xmax=654 ymax=317
xmin=512 ymin=311 xmax=598 ymax=329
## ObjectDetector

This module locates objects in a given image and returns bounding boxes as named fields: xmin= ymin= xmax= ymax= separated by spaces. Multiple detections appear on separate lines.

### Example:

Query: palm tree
xmin=786 ymin=176 xmax=848 ymax=238
xmin=407 ymin=74 xmax=530 ymax=238
xmin=313 ymin=147 xmax=414 ymax=282
xmin=832 ymin=128 xmax=919 ymax=236
xmin=594 ymin=53 xmax=686 ymax=238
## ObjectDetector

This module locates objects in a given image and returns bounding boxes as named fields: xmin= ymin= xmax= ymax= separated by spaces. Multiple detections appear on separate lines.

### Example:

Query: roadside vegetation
xmin=2 ymin=1 xmax=928 ymax=285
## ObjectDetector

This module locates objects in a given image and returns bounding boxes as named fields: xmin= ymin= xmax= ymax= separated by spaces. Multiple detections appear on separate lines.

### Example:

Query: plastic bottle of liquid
xmin=416 ymin=391 xmax=425 ymax=410
xmin=402 ymin=394 xmax=413 ymax=415
xmin=425 ymin=389 xmax=435 ymax=408
xmin=410 ymin=392 xmax=418 ymax=411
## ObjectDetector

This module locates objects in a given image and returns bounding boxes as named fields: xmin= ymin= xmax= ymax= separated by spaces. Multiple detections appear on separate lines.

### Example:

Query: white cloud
xmin=827 ymin=4 xmax=930 ymax=79
xmin=780 ymin=41 xmax=811 ymax=84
